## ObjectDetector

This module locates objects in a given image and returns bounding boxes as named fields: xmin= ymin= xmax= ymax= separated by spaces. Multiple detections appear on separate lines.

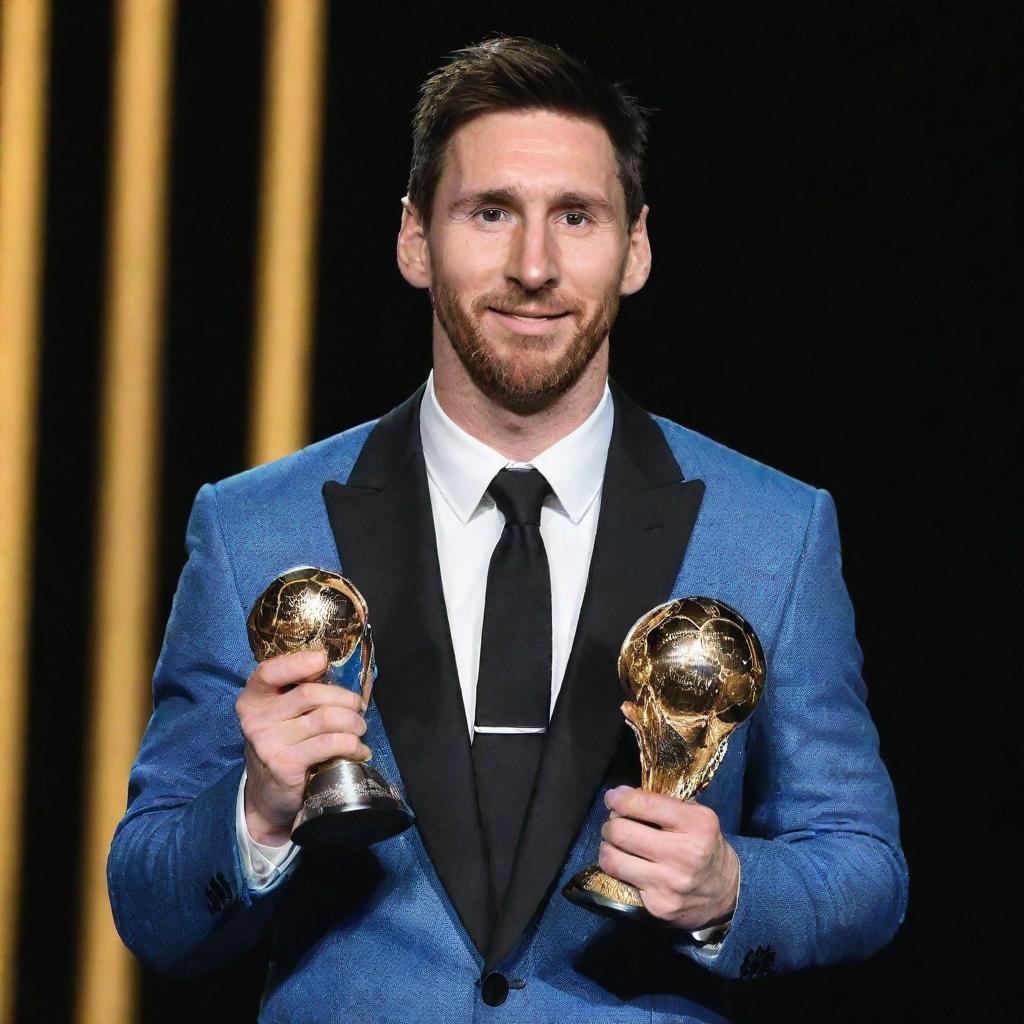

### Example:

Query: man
xmin=109 ymin=37 xmax=907 ymax=1022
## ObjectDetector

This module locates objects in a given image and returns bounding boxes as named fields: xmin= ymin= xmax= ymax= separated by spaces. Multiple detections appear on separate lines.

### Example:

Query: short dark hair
xmin=408 ymin=36 xmax=650 ymax=229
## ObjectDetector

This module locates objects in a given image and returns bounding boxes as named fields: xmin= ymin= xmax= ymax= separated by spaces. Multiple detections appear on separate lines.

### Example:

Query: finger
xmin=601 ymin=814 xmax=677 ymax=864
xmin=292 ymin=731 xmax=372 ymax=767
xmin=278 ymin=680 xmax=365 ymax=718
xmin=278 ymin=705 xmax=367 ymax=746
xmin=597 ymin=840 xmax=677 ymax=894
xmin=604 ymin=786 xmax=707 ymax=832
xmin=251 ymin=650 xmax=328 ymax=690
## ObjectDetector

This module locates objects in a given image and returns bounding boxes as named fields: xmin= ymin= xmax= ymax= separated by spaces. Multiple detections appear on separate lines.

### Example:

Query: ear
xmin=619 ymin=204 xmax=652 ymax=297
xmin=397 ymin=196 xmax=432 ymax=289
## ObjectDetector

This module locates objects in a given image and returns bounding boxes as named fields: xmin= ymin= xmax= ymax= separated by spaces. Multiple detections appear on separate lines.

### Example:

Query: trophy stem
xmin=291 ymin=756 xmax=414 ymax=848
xmin=562 ymin=865 xmax=655 ymax=922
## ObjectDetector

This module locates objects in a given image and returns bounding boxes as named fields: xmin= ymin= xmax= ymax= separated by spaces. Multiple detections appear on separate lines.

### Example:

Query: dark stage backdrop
xmin=14 ymin=2 xmax=1017 ymax=1022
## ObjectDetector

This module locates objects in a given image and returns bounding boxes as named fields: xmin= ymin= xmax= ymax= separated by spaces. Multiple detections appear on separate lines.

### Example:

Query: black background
xmin=19 ymin=2 xmax=1018 ymax=1021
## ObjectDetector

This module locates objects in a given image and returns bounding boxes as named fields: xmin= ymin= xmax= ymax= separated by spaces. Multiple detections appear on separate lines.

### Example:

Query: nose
xmin=505 ymin=218 xmax=558 ymax=292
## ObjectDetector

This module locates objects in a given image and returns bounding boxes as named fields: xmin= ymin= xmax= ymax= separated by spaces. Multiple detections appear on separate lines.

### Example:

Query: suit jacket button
xmin=481 ymin=972 xmax=509 ymax=1007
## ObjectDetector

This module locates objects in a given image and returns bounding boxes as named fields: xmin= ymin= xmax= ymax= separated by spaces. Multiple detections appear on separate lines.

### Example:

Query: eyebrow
xmin=448 ymin=187 xmax=616 ymax=217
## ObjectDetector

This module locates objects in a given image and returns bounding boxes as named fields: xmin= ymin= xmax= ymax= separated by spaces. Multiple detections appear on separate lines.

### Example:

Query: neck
xmin=431 ymin=327 xmax=609 ymax=463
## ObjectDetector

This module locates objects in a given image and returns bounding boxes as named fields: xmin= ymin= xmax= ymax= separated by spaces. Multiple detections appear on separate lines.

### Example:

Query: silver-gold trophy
xmin=563 ymin=596 xmax=765 ymax=918
xmin=246 ymin=566 xmax=414 ymax=848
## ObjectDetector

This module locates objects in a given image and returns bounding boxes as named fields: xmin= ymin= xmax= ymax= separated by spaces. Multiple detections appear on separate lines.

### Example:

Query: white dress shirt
xmin=420 ymin=372 xmax=612 ymax=733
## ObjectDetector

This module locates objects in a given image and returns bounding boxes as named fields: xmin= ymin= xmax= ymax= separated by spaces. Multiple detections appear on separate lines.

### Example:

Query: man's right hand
xmin=235 ymin=649 xmax=371 ymax=845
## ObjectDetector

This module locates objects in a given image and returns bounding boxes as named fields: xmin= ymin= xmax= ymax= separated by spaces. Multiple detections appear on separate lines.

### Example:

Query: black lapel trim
xmin=485 ymin=382 xmax=705 ymax=969
xmin=322 ymin=386 xmax=492 ymax=955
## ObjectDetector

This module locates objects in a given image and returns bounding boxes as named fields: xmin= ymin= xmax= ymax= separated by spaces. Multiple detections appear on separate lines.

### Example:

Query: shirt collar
xmin=419 ymin=371 xmax=613 ymax=525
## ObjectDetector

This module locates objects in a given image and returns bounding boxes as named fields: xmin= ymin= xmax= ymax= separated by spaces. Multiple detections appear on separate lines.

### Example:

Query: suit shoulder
xmin=202 ymin=419 xmax=377 ymax=535
xmin=213 ymin=419 xmax=376 ymax=500
xmin=651 ymin=416 xmax=834 ymax=615
xmin=652 ymin=415 xmax=820 ymax=518
xmin=180 ymin=420 xmax=378 ymax=606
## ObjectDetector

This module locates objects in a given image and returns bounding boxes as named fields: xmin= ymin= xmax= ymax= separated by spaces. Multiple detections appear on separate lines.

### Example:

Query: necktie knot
xmin=488 ymin=468 xmax=551 ymax=526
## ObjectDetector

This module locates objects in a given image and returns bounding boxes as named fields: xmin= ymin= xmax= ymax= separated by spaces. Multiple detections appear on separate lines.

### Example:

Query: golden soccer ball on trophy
xmin=247 ymin=567 xmax=413 ymax=848
xmin=563 ymin=596 xmax=765 ymax=918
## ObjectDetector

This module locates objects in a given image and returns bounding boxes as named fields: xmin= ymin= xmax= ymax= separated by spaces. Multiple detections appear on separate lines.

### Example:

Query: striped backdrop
xmin=0 ymin=3 xmax=338 ymax=1019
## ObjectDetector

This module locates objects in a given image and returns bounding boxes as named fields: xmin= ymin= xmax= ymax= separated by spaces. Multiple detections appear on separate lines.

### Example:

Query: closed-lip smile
xmin=489 ymin=307 xmax=568 ymax=319
xmin=486 ymin=306 xmax=571 ymax=336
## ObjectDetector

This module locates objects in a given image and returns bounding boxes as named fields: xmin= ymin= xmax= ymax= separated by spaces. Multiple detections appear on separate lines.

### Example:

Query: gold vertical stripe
xmin=0 ymin=1 xmax=50 ymax=1016
xmin=249 ymin=0 xmax=326 ymax=467
xmin=75 ymin=2 xmax=175 ymax=1022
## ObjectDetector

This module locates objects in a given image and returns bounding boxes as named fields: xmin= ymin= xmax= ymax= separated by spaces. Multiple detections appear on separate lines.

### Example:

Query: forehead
xmin=438 ymin=109 xmax=622 ymax=206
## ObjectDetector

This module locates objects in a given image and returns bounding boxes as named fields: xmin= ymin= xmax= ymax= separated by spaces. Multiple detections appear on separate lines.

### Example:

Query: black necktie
xmin=473 ymin=468 xmax=552 ymax=915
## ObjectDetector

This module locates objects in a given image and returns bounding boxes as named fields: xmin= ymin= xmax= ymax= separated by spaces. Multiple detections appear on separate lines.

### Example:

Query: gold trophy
xmin=246 ymin=566 xmax=414 ymax=848
xmin=563 ymin=597 xmax=765 ymax=918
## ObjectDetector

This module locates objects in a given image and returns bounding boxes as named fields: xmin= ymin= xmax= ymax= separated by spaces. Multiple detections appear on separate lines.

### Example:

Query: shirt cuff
xmin=235 ymin=769 xmax=300 ymax=889
xmin=690 ymin=918 xmax=732 ymax=949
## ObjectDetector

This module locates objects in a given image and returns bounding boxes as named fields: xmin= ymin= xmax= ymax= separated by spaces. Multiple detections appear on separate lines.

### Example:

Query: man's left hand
xmin=600 ymin=786 xmax=739 ymax=931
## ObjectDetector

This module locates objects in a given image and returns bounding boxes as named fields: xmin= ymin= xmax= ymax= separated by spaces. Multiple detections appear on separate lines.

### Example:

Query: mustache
xmin=471 ymin=288 xmax=584 ymax=318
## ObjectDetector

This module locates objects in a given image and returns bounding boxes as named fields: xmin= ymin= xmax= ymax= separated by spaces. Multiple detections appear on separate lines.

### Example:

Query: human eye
xmin=560 ymin=210 xmax=591 ymax=228
xmin=474 ymin=207 xmax=509 ymax=225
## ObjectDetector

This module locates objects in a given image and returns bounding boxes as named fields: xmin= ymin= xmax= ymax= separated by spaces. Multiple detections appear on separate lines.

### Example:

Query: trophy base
xmin=291 ymin=757 xmax=414 ymax=848
xmin=562 ymin=865 xmax=654 ymax=922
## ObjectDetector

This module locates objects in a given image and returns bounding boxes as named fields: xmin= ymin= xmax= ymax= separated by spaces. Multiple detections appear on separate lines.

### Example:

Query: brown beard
xmin=431 ymin=280 xmax=620 ymax=415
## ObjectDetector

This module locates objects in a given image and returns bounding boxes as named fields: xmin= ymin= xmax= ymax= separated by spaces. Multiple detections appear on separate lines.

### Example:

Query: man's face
xmin=401 ymin=109 xmax=650 ymax=414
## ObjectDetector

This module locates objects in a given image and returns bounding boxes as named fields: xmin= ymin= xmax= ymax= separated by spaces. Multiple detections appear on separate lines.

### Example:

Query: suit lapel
xmin=321 ymin=382 xmax=705 ymax=967
xmin=485 ymin=383 xmax=705 ymax=969
xmin=322 ymin=387 xmax=492 ymax=955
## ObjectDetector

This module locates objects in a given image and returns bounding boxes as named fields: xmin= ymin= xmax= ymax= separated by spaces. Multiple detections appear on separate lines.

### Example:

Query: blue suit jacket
xmin=108 ymin=384 xmax=907 ymax=1023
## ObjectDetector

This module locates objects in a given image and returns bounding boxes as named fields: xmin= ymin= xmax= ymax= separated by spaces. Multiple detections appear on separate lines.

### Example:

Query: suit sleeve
xmin=681 ymin=488 xmax=908 ymax=977
xmin=107 ymin=483 xmax=296 ymax=975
